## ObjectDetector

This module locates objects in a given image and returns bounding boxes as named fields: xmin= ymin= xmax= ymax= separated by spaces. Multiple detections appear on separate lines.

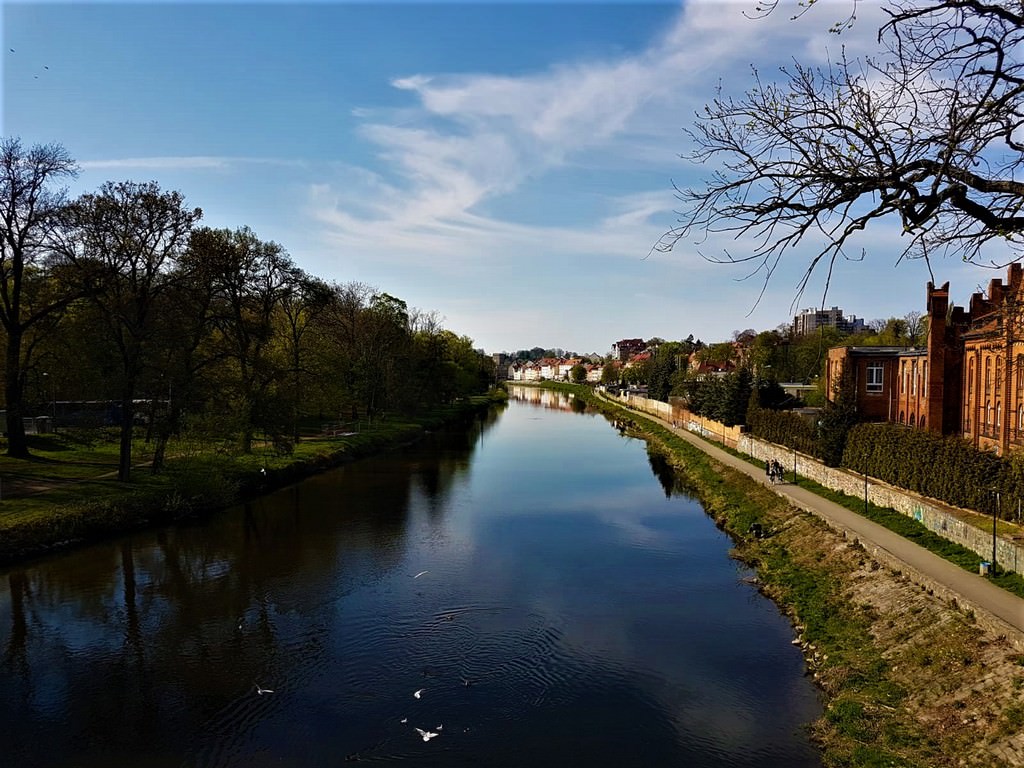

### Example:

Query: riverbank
xmin=0 ymin=398 xmax=498 ymax=567
xmin=545 ymin=383 xmax=1024 ymax=768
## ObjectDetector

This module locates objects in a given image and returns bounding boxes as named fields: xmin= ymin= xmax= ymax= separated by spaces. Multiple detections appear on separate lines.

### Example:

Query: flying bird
xmin=413 ymin=689 xmax=424 ymax=699
xmin=413 ymin=571 xmax=428 ymax=579
xmin=414 ymin=728 xmax=439 ymax=742
xmin=255 ymin=684 xmax=274 ymax=695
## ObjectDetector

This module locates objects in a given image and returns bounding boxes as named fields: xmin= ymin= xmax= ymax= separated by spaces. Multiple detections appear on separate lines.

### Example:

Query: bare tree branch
xmin=662 ymin=0 xmax=1024 ymax=300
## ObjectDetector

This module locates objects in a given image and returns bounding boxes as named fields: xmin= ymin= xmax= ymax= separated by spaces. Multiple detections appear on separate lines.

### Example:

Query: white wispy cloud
xmin=79 ymin=156 xmax=303 ymax=171
xmin=294 ymin=0 xmax=913 ymax=350
xmin=309 ymin=1 xmax=888 ymax=267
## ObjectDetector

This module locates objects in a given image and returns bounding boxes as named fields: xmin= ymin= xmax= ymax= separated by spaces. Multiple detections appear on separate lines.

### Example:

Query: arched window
xmin=987 ymin=401 xmax=993 ymax=428
xmin=968 ymin=358 xmax=975 ymax=397
xmin=909 ymin=411 xmax=916 ymax=427
xmin=899 ymin=411 xmax=905 ymax=425
xmin=920 ymin=415 xmax=926 ymax=428
xmin=985 ymin=358 xmax=992 ymax=394
xmin=996 ymin=356 xmax=1004 ymax=392
xmin=997 ymin=403 xmax=1002 ymax=429
xmin=1018 ymin=404 xmax=1023 ymax=432
xmin=912 ymin=361 xmax=918 ymax=395
xmin=901 ymin=361 xmax=907 ymax=393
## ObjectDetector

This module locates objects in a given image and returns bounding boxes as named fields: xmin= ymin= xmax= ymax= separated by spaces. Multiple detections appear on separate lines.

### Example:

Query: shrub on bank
xmin=746 ymin=406 xmax=819 ymax=458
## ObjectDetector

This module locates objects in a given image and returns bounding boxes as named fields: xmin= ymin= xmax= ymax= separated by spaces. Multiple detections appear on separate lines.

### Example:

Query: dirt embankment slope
xmin=616 ymin=401 xmax=1024 ymax=768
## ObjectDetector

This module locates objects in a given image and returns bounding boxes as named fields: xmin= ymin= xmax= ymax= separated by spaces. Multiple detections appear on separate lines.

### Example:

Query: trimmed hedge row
xmin=746 ymin=406 xmax=820 ymax=459
xmin=842 ymin=423 xmax=1021 ymax=518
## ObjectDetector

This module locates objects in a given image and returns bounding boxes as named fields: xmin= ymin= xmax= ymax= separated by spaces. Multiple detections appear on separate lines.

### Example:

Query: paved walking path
xmin=614 ymin=398 xmax=1024 ymax=641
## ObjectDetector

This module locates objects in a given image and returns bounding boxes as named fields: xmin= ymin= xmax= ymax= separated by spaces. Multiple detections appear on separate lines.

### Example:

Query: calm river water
xmin=0 ymin=388 xmax=822 ymax=767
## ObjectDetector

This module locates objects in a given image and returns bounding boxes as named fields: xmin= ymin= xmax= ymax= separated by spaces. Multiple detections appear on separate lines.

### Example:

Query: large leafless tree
xmin=0 ymin=138 xmax=78 ymax=457
xmin=661 ymin=0 xmax=1024 ymax=298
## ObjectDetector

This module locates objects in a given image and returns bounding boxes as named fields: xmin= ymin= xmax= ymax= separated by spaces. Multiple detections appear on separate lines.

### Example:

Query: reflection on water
xmin=0 ymin=396 xmax=821 ymax=768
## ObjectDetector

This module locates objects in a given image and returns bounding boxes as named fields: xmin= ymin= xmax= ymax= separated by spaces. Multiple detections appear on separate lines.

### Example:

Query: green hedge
xmin=746 ymin=407 xmax=820 ymax=458
xmin=842 ymin=424 xmax=1018 ymax=517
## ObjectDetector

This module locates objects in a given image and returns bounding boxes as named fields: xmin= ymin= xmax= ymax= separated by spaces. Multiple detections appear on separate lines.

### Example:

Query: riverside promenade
xmin=609 ymin=395 xmax=1024 ymax=644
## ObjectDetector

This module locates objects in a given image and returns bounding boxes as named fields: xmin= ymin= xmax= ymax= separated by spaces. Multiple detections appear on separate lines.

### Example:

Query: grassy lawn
xmin=0 ymin=401 xmax=491 ymax=564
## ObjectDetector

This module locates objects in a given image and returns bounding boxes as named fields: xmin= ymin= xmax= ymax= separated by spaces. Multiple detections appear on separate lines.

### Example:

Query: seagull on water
xmin=415 ymin=728 xmax=439 ymax=742
xmin=255 ymin=684 xmax=274 ymax=695
xmin=413 ymin=688 xmax=424 ymax=699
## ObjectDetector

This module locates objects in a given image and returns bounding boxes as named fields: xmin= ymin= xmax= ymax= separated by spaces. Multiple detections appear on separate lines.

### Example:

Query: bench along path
xmin=611 ymin=396 xmax=1024 ymax=643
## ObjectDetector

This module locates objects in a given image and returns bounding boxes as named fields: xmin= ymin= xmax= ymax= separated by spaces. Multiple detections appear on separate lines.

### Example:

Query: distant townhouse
xmin=510 ymin=361 xmax=541 ymax=382
xmin=558 ymin=358 xmax=582 ymax=379
xmin=624 ymin=351 xmax=651 ymax=369
xmin=539 ymin=357 xmax=560 ymax=380
xmin=688 ymin=351 xmax=735 ymax=377
xmin=612 ymin=338 xmax=646 ymax=361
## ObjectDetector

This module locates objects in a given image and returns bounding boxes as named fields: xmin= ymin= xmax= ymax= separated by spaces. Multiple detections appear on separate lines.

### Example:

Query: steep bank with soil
xmin=586 ymin=388 xmax=1024 ymax=768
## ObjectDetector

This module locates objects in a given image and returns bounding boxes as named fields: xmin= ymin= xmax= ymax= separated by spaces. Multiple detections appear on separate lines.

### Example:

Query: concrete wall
xmin=616 ymin=392 xmax=1024 ymax=576
xmin=741 ymin=433 xmax=1024 ymax=576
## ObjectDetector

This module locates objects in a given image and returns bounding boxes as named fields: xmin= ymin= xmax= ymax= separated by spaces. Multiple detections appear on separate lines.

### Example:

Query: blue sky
xmin=2 ymin=1 xmax=1003 ymax=355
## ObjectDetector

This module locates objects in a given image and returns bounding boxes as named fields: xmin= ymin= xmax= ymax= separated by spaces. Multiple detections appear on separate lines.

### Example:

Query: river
xmin=0 ymin=387 xmax=822 ymax=767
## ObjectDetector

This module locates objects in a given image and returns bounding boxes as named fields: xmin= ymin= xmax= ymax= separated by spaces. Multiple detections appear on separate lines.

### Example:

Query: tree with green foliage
xmin=570 ymin=363 xmax=586 ymax=384
xmin=717 ymin=367 xmax=754 ymax=427
xmin=817 ymin=362 xmax=858 ymax=467
xmin=61 ymin=180 xmax=201 ymax=480
xmin=190 ymin=226 xmax=295 ymax=453
xmin=601 ymin=360 xmax=621 ymax=386
xmin=647 ymin=341 xmax=685 ymax=402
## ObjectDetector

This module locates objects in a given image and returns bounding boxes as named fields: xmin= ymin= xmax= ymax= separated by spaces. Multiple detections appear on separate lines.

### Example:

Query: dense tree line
xmin=0 ymin=138 xmax=494 ymax=478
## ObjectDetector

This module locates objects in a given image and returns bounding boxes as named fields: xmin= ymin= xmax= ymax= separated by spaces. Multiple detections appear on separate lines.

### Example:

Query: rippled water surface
xmin=0 ymin=388 xmax=822 ymax=767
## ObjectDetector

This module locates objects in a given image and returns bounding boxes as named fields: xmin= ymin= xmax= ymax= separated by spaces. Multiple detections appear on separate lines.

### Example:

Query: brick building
xmin=961 ymin=264 xmax=1024 ymax=455
xmin=826 ymin=265 xmax=1024 ymax=456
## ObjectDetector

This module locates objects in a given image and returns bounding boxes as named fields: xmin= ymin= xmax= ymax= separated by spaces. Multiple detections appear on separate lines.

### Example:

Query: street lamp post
xmin=991 ymin=489 xmax=1000 ymax=575
xmin=863 ymin=471 xmax=869 ymax=515
xmin=42 ymin=372 xmax=55 ymax=431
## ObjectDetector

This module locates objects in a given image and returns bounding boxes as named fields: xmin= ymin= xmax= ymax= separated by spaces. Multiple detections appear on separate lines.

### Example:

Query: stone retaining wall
xmin=741 ymin=434 xmax=1024 ymax=577
xmin=615 ymin=392 xmax=1024 ymax=577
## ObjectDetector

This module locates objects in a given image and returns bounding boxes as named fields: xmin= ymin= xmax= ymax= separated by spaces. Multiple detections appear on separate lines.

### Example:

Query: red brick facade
xmin=826 ymin=268 xmax=1024 ymax=455
xmin=961 ymin=264 xmax=1024 ymax=455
